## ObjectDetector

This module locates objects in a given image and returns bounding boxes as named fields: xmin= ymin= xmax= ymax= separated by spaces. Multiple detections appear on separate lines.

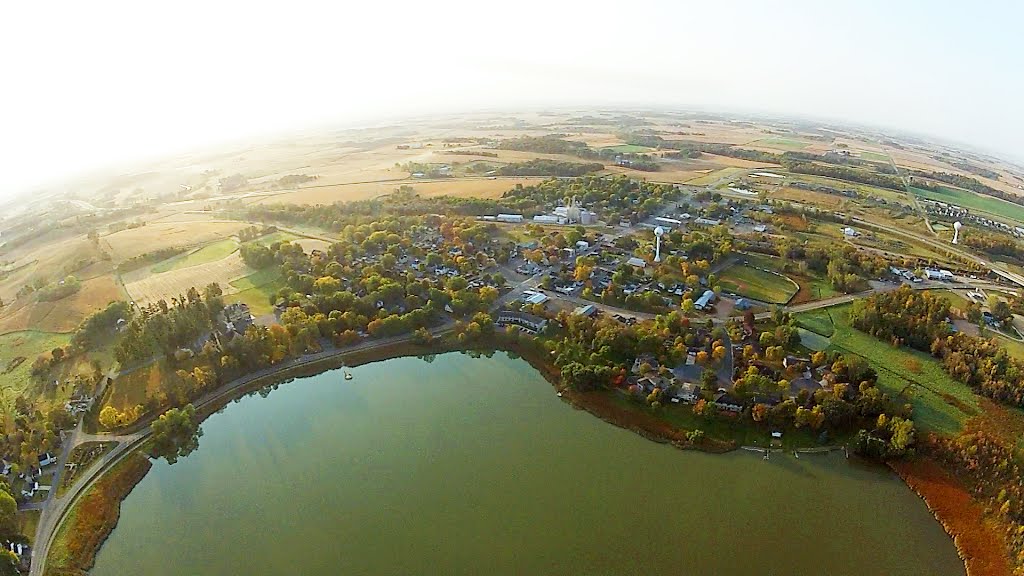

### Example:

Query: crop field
xmin=228 ymin=267 xmax=284 ymax=316
xmin=718 ymin=262 xmax=798 ymax=304
xmin=253 ymin=177 xmax=542 ymax=205
xmin=0 ymin=274 xmax=123 ymax=334
xmin=150 ymin=239 xmax=240 ymax=273
xmin=770 ymin=186 xmax=850 ymax=209
xmin=294 ymin=238 xmax=332 ymax=253
xmin=604 ymin=166 xmax=708 ymax=184
xmin=749 ymin=137 xmax=811 ymax=151
xmin=600 ymin=144 xmax=653 ymax=154
xmin=102 ymin=221 xmax=248 ymax=262
xmin=798 ymin=304 xmax=979 ymax=436
xmin=857 ymin=150 xmax=890 ymax=162
xmin=909 ymin=185 xmax=1024 ymax=224
xmin=124 ymin=252 xmax=252 ymax=306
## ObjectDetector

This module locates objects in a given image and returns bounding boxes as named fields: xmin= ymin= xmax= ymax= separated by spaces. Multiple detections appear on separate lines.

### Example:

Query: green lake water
xmin=91 ymin=352 xmax=964 ymax=575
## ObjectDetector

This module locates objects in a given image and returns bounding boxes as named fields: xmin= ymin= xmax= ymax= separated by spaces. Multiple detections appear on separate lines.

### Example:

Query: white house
xmin=843 ymin=227 xmax=858 ymax=237
xmin=626 ymin=256 xmax=647 ymax=268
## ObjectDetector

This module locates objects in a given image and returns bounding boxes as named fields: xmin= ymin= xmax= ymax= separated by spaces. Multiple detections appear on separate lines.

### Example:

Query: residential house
xmin=712 ymin=391 xmax=745 ymax=413
xmin=496 ymin=310 xmax=548 ymax=334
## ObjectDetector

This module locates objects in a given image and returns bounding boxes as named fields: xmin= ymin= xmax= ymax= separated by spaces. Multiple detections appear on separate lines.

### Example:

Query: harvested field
xmin=102 ymin=221 xmax=248 ymax=262
xmin=255 ymin=177 xmax=542 ymax=205
xmin=771 ymin=186 xmax=851 ymax=209
xmin=124 ymin=252 xmax=252 ymax=306
xmin=748 ymin=137 xmax=811 ymax=151
xmin=150 ymin=239 xmax=240 ymax=273
xmin=0 ymin=274 xmax=123 ymax=334
xmin=294 ymin=238 xmax=331 ymax=253
xmin=687 ymin=167 xmax=745 ymax=186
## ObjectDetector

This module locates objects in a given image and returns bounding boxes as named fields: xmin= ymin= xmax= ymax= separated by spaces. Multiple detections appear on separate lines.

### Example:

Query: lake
xmin=91 ymin=352 xmax=964 ymax=575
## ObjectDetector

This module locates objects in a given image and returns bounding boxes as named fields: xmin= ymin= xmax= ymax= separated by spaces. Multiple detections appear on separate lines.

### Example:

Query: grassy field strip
xmin=797 ymin=304 xmax=978 ymax=436
xmin=150 ymin=239 xmax=240 ymax=273
xmin=909 ymin=185 xmax=1024 ymax=225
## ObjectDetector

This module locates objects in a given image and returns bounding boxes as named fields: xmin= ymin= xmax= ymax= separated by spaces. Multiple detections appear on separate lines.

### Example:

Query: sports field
xmin=909 ymin=185 xmax=1024 ymax=224
xmin=718 ymin=262 xmax=798 ymax=304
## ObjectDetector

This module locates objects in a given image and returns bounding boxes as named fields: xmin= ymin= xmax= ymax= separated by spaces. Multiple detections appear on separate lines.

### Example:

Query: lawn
xmin=151 ymin=239 xmax=240 ymax=273
xmin=229 ymin=267 xmax=284 ymax=316
xmin=606 ymin=392 xmax=838 ymax=449
xmin=909 ymin=185 xmax=1024 ymax=225
xmin=18 ymin=509 xmax=39 ymax=544
xmin=798 ymin=304 xmax=979 ymax=436
xmin=718 ymin=263 xmax=798 ymax=304
xmin=750 ymin=137 xmax=811 ymax=151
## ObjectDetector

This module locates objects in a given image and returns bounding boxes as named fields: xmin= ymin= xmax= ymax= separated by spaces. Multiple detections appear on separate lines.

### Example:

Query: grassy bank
xmin=892 ymin=456 xmax=1011 ymax=576
xmin=45 ymin=453 xmax=152 ymax=576
xmin=797 ymin=304 xmax=979 ymax=436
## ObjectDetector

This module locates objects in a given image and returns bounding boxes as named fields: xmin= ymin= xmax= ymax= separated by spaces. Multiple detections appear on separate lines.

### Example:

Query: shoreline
xmin=891 ymin=457 xmax=1012 ymax=576
xmin=46 ymin=334 xmax=984 ymax=576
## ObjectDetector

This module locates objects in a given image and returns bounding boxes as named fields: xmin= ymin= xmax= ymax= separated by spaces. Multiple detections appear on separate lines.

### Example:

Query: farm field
xmin=687 ymin=167 xmax=745 ymax=186
xmin=798 ymin=304 xmax=979 ymax=436
xmin=0 ymin=275 xmax=124 ymax=334
xmin=748 ymin=137 xmax=811 ymax=151
xmin=600 ymin=144 xmax=652 ymax=154
xmin=253 ymin=177 xmax=542 ymax=205
xmin=718 ymin=261 xmax=798 ymax=304
xmin=124 ymin=252 xmax=252 ymax=307
xmin=150 ymin=239 xmax=240 ymax=273
xmin=0 ymin=330 xmax=71 ymax=396
xmin=857 ymin=150 xmax=890 ymax=162
xmin=770 ymin=186 xmax=851 ymax=209
xmin=102 ymin=221 xmax=249 ymax=262
xmin=909 ymin=185 xmax=1024 ymax=224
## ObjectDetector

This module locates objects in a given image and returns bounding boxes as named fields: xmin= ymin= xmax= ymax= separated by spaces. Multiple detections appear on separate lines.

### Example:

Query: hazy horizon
xmin=3 ymin=0 xmax=1023 ymax=198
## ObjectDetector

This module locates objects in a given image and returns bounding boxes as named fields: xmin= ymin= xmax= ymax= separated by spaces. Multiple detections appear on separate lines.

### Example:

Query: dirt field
xmin=123 ymin=252 xmax=252 ymax=306
xmin=102 ymin=221 xmax=248 ymax=262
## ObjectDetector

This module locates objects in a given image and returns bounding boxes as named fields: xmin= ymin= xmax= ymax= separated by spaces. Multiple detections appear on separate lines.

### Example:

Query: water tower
xmin=952 ymin=221 xmax=962 ymax=244
xmin=654 ymin=226 xmax=665 ymax=263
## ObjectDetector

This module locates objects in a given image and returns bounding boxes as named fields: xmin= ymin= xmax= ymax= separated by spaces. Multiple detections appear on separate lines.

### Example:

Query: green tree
xmin=150 ymin=404 xmax=203 ymax=465
xmin=0 ymin=489 xmax=16 ymax=542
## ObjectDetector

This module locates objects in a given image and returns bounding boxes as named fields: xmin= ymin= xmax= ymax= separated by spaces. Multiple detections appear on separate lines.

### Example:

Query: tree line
xmin=851 ymin=286 xmax=1024 ymax=407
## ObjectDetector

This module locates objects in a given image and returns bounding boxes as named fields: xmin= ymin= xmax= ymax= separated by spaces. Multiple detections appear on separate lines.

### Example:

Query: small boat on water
xmin=344 ymin=369 xmax=353 ymax=380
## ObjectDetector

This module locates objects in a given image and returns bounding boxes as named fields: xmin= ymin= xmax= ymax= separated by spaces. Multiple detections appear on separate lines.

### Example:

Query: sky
xmin=2 ymin=0 xmax=1023 ymax=198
